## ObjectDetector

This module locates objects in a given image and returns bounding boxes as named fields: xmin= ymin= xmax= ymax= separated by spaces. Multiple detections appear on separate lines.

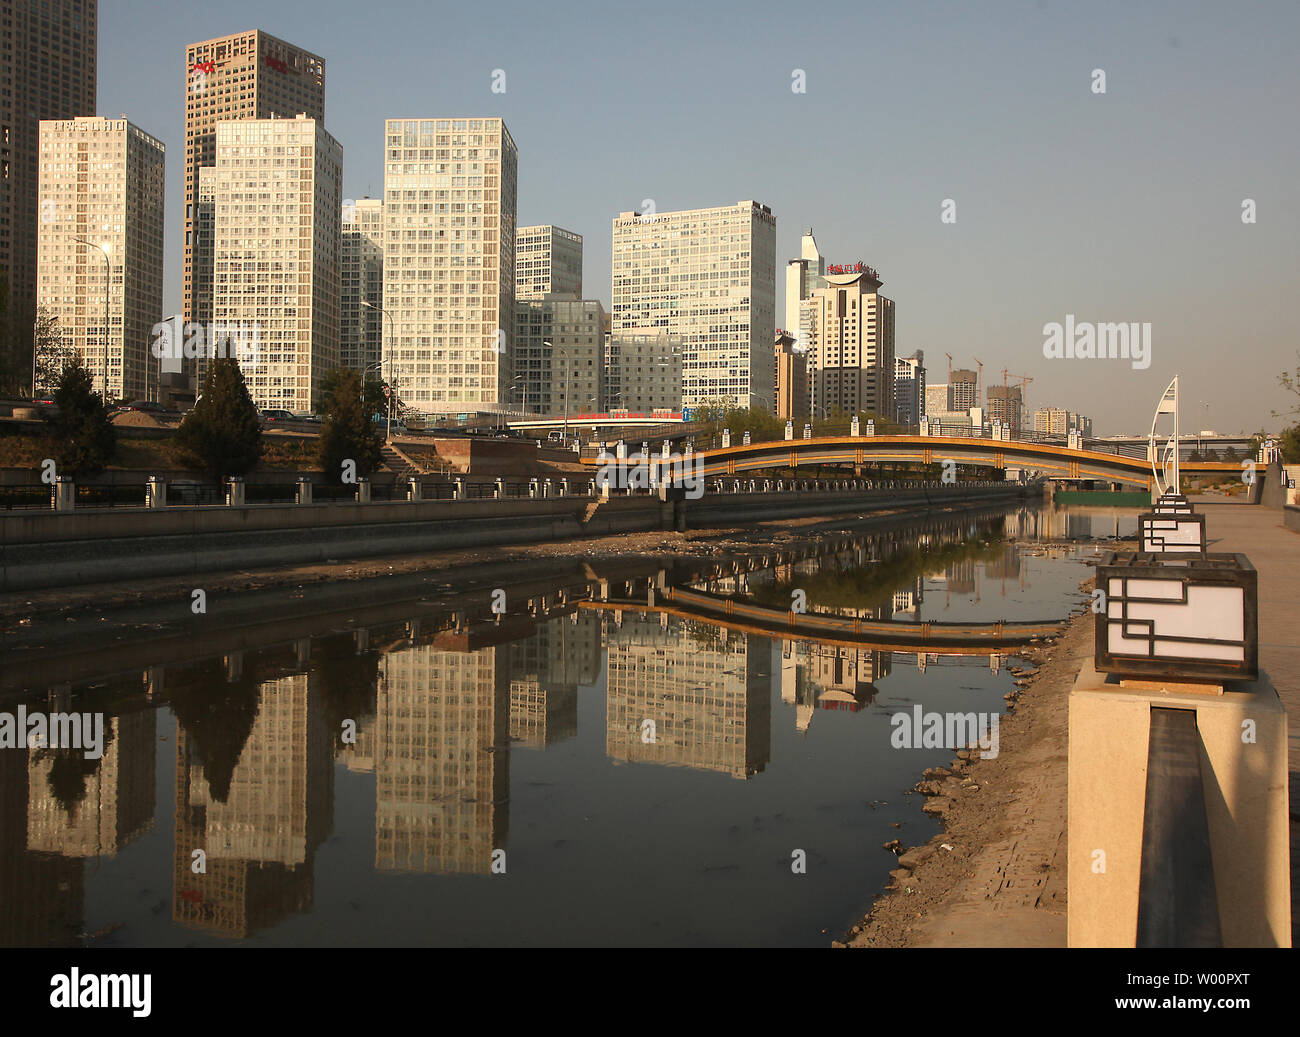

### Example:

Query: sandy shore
xmin=842 ymin=579 xmax=1095 ymax=948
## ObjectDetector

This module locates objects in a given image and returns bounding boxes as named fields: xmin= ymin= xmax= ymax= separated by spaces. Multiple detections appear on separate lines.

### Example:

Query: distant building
xmin=925 ymin=382 xmax=951 ymax=417
xmin=774 ymin=330 xmax=809 ymax=420
xmin=950 ymin=369 xmax=978 ymax=411
xmin=804 ymin=263 xmax=895 ymax=419
xmin=36 ymin=116 xmax=166 ymax=401
xmin=516 ymin=225 xmax=582 ymax=301
xmin=612 ymin=201 xmax=776 ymax=410
xmin=341 ymin=198 xmax=384 ymax=374
xmin=784 ymin=228 xmax=825 ymax=352
xmin=1034 ymin=407 xmax=1070 ymax=436
xmin=605 ymin=330 xmax=682 ymax=414
xmin=986 ymin=384 xmax=1023 ymax=435
xmin=894 ymin=351 xmax=926 ymax=426
xmin=513 ymin=296 xmax=605 ymax=415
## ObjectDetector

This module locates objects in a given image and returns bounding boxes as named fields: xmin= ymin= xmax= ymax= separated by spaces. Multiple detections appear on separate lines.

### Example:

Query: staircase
xmin=381 ymin=444 xmax=423 ymax=479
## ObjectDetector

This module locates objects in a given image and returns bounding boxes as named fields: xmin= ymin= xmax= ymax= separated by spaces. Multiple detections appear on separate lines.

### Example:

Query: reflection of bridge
xmin=586 ymin=435 xmax=1239 ymax=489
xmin=582 ymin=585 xmax=1062 ymax=656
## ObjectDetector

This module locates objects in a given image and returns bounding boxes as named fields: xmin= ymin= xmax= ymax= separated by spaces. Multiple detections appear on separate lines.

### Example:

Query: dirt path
xmin=844 ymin=600 xmax=1092 ymax=948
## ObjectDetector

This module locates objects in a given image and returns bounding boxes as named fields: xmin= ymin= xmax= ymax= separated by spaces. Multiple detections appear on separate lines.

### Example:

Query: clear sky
xmin=99 ymin=0 xmax=1300 ymax=435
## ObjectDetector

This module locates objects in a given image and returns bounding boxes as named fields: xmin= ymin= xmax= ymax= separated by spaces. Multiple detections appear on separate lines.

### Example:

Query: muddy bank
xmin=840 ymin=575 xmax=1097 ymax=948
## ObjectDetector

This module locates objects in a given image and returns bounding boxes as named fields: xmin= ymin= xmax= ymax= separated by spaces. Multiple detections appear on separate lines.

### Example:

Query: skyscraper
xmin=382 ymin=117 xmax=518 ymax=414
xmin=341 ymin=198 xmax=384 ymax=373
xmin=950 ymin=369 xmax=978 ymax=411
xmin=36 ymin=117 xmax=165 ymax=401
xmin=894 ymin=350 xmax=926 ymax=426
xmin=515 ymin=224 xmax=582 ymax=300
xmin=211 ymin=116 xmax=342 ymax=412
xmin=986 ymin=383 xmax=1023 ymax=435
xmin=183 ymin=30 xmax=325 ymax=327
xmin=513 ymin=296 xmax=605 ymax=415
xmin=611 ymin=200 xmax=776 ymax=411
xmin=804 ymin=264 xmax=896 ymax=419
xmin=784 ymin=227 xmax=825 ymax=350
xmin=0 ymin=0 xmax=97 ymax=391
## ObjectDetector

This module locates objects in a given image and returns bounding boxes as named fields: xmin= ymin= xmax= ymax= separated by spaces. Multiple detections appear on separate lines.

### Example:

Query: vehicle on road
xmin=259 ymin=409 xmax=295 ymax=424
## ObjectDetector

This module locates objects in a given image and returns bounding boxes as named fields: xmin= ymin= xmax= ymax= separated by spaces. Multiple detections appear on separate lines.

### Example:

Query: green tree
xmin=32 ymin=308 xmax=77 ymax=395
xmin=174 ymin=357 xmax=263 ymax=479
xmin=317 ymin=367 xmax=389 ymax=419
xmin=43 ymin=356 xmax=116 ymax=478
xmin=318 ymin=367 xmax=384 ymax=484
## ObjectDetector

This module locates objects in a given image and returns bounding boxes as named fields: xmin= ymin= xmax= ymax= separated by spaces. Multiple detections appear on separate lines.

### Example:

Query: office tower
xmin=804 ymin=263 xmax=895 ymax=419
xmin=341 ymin=198 xmax=384 ymax=373
xmin=515 ymin=224 xmax=582 ymax=300
xmin=612 ymin=200 xmax=776 ymax=410
xmin=26 ymin=711 xmax=156 ymax=858
xmin=183 ymin=30 xmax=325 ymax=328
xmin=513 ymin=296 xmax=605 ymax=415
xmin=986 ymin=383 xmax=1023 ymax=435
xmin=784 ymin=227 xmax=825 ymax=350
xmin=604 ymin=331 xmax=682 ymax=414
xmin=774 ymin=329 xmax=809 ymax=420
xmin=382 ymin=117 xmax=517 ymax=415
xmin=0 ymin=0 xmax=97 ymax=392
xmin=210 ymin=116 xmax=342 ymax=412
xmin=925 ymin=382 xmax=950 ymax=417
xmin=605 ymin=617 xmax=771 ymax=779
xmin=894 ymin=350 xmax=926 ymax=426
xmin=950 ymin=369 xmax=978 ymax=411
xmin=36 ymin=117 xmax=165 ymax=401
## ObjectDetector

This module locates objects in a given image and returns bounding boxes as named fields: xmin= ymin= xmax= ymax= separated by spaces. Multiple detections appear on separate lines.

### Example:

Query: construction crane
xmin=1000 ymin=369 xmax=1035 ymax=432
xmin=972 ymin=357 xmax=984 ymax=404
xmin=944 ymin=352 xmax=953 ymax=382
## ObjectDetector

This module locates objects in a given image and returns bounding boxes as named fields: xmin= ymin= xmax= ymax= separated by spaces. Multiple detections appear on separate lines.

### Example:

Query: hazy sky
xmin=100 ymin=0 xmax=1300 ymax=435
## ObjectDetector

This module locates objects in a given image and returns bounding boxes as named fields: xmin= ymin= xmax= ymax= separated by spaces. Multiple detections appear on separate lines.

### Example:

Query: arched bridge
xmin=664 ymin=436 xmax=1239 ymax=489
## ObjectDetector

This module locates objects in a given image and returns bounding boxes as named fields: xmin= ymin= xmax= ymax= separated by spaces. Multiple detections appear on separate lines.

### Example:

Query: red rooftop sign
xmin=825 ymin=261 xmax=878 ymax=278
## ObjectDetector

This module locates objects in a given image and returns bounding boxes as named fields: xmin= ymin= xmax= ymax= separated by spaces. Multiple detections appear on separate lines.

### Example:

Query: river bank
xmin=842 ymin=576 xmax=1095 ymax=948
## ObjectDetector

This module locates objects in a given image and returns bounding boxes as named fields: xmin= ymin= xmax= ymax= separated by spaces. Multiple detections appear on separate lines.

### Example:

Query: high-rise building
xmin=950 ymin=369 xmax=978 ymax=411
xmin=604 ymin=331 xmax=682 ymax=414
xmin=36 ymin=117 xmax=166 ymax=401
xmin=784 ymin=227 xmax=825 ymax=351
xmin=383 ymin=117 xmax=517 ymax=414
xmin=612 ymin=200 xmax=776 ymax=410
xmin=183 ymin=30 xmax=325 ymax=328
xmin=1033 ymin=407 xmax=1070 ymax=436
xmin=515 ymin=224 xmax=582 ymax=300
xmin=0 ymin=0 xmax=98 ymax=390
xmin=341 ymin=198 xmax=384 ymax=373
xmin=774 ymin=329 xmax=809 ymax=420
xmin=894 ymin=350 xmax=926 ymax=426
xmin=925 ymin=382 xmax=950 ymax=417
xmin=211 ymin=116 xmax=342 ymax=412
xmin=986 ymin=383 xmax=1023 ymax=435
xmin=804 ymin=264 xmax=895 ymax=419
xmin=513 ymin=296 xmax=605 ymax=415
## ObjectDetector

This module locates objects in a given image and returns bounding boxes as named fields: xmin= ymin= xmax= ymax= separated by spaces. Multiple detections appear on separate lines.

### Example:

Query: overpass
xmin=586 ymin=435 xmax=1241 ymax=490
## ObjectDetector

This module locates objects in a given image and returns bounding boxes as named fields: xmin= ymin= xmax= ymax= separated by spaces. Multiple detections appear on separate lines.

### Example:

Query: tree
xmin=1276 ymin=353 xmax=1300 ymax=462
xmin=43 ymin=356 xmax=116 ymax=478
xmin=174 ymin=357 xmax=263 ymax=480
xmin=317 ymin=367 xmax=383 ymax=484
xmin=32 ymin=308 xmax=77 ymax=396
xmin=317 ymin=367 xmax=389 ymax=419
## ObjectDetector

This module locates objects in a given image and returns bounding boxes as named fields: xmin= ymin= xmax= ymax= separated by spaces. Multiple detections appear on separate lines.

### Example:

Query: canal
xmin=1 ymin=503 xmax=1140 ymax=947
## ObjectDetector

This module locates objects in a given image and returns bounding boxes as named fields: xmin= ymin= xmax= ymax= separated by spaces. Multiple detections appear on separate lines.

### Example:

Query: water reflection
xmin=0 ymin=503 xmax=1136 ymax=946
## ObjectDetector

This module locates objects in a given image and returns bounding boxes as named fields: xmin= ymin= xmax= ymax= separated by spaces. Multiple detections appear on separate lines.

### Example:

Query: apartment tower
xmin=612 ymin=200 xmax=776 ymax=411
xmin=515 ymin=224 xmax=582 ymax=300
xmin=382 ymin=117 xmax=518 ymax=414
xmin=36 ymin=117 xmax=165 ymax=401
xmin=341 ymin=198 xmax=384 ymax=373
xmin=804 ymin=264 xmax=896 ymax=419
xmin=0 ymin=0 xmax=97 ymax=390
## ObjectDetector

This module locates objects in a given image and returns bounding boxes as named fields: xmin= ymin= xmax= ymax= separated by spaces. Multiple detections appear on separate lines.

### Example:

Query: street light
xmin=74 ymin=238 xmax=111 ymax=401
xmin=361 ymin=299 xmax=398 ymax=441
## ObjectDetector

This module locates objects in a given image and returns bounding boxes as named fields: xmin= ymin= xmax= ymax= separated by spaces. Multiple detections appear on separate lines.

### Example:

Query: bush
xmin=174 ymin=357 xmax=263 ymax=480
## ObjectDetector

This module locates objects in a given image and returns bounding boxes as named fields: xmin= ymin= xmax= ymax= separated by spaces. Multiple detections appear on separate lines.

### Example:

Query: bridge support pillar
xmin=1067 ymin=660 xmax=1291 ymax=947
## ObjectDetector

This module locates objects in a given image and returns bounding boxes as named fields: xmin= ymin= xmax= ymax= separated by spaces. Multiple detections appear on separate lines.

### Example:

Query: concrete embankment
xmin=0 ymin=483 xmax=1029 ymax=592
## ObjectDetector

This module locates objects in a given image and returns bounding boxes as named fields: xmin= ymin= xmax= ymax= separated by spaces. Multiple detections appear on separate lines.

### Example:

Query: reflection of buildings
xmin=27 ymin=711 xmax=156 ymax=858
xmin=892 ymin=575 xmax=924 ymax=617
xmin=173 ymin=675 xmax=331 ymax=937
xmin=944 ymin=560 xmax=976 ymax=595
xmin=605 ymin=617 xmax=771 ymax=778
xmin=373 ymin=645 xmax=510 ymax=874
xmin=984 ymin=544 xmax=1022 ymax=581
xmin=507 ymin=613 xmax=599 ymax=749
xmin=0 ymin=740 xmax=85 ymax=947
xmin=779 ymin=637 xmax=889 ymax=733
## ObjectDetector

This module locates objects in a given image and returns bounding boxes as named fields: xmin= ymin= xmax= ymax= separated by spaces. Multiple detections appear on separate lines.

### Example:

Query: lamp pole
xmin=75 ymin=238 xmax=111 ymax=400
xmin=362 ymin=299 xmax=397 ymax=442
